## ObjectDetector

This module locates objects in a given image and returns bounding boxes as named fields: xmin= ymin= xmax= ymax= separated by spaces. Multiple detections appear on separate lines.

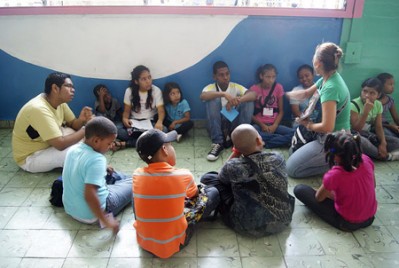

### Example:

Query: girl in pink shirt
xmin=250 ymin=64 xmax=295 ymax=148
xmin=294 ymin=131 xmax=377 ymax=231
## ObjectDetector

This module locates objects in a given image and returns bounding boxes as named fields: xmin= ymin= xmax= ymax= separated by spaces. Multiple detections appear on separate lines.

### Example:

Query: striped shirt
xmin=133 ymin=162 xmax=197 ymax=258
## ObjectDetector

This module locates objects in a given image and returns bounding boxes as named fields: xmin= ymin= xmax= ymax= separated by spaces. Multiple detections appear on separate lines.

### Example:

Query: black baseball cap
xmin=136 ymin=129 xmax=177 ymax=161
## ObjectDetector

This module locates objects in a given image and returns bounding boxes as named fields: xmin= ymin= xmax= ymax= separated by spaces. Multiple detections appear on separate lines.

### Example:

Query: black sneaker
xmin=207 ymin=143 xmax=223 ymax=161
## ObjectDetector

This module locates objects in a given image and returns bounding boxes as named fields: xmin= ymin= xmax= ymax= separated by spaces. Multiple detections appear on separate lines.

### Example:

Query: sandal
xmin=111 ymin=140 xmax=126 ymax=154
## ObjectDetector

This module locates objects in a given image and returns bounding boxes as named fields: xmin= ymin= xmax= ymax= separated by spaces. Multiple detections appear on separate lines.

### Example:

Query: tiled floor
xmin=0 ymin=127 xmax=399 ymax=268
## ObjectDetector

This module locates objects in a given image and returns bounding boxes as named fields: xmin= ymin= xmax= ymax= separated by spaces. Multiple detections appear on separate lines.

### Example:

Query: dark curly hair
xmin=324 ymin=131 xmax=362 ymax=172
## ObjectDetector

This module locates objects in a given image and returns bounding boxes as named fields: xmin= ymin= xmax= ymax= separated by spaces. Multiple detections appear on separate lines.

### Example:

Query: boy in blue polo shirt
xmin=62 ymin=116 xmax=132 ymax=233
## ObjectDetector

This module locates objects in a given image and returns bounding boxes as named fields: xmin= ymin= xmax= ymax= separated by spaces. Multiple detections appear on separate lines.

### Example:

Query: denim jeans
xmin=106 ymin=175 xmax=133 ymax=217
xmin=383 ymin=126 xmax=399 ymax=138
xmin=360 ymin=135 xmax=399 ymax=159
xmin=253 ymin=124 xmax=295 ymax=149
xmin=286 ymin=138 xmax=329 ymax=178
xmin=205 ymin=98 xmax=254 ymax=144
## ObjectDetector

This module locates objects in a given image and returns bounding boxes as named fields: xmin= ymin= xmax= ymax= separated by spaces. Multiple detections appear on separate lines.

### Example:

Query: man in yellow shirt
xmin=12 ymin=72 xmax=93 ymax=173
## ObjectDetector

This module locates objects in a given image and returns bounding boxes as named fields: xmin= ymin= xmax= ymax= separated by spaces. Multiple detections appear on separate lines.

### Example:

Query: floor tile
xmin=285 ymin=254 xmax=374 ymax=268
xmin=67 ymin=230 xmax=116 ymax=258
xmin=352 ymin=225 xmax=399 ymax=253
xmin=0 ymin=157 xmax=20 ymax=172
xmin=18 ymin=258 xmax=64 ymax=268
xmin=312 ymin=227 xmax=364 ymax=256
xmin=110 ymin=229 xmax=153 ymax=258
xmin=5 ymin=207 xmax=53 ymax=229
xmin=197 ymin=257 xmax=241 ymax=268
xmin=196 ymin=228 xmax=240 ymax=257
xmin=23 ymin=188 xmax=53 ymax=207
xmin=0 ymin=171 xmax=15 ymax=189
xmin=277 ymin=228 xmax=325 ymax=256
xmin=0 ymin=230 xmax=37 ymax=257
xmin=63 ymin=258 xmax=108 ymax=268
xmin=0 ymin=206 xmax=17 ymax=228
xmin=241 ymin=256 xmax=286 ymax=268
xmin=0 ymin=257 xmax=22 ymax=268
xmin=153 ymin=257 xmax=197 ymax=267
xmin=0 ymin=187 xmax=33 ymax=206
xmin=237 ymin=234 xmax=282 ymax=257
xmin=107 ymin=257 xmax=153 ymax=268
xmin=43 ymin=209 xmax=83 ymax=230
xmin=25 ymin=230 xmax=76 ymax=257
xmin=375 ymin=204 xmax=399 ymax=226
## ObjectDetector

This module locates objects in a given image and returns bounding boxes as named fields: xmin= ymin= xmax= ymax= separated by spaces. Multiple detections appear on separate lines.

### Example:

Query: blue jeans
xmin=286 ymin=138 xmax=329 ymax=178
xmin=360 ymin=135 xmax=399 ymax=160
xmin=106 ymin=175 xmax=132 ymax=216
xmin=383 ymin=126 xmax=399 ymax=138
xmin=253 ymin=124 xmax=295 ymax=149
xmin=205 ymin=98 xmax=254 ymax=144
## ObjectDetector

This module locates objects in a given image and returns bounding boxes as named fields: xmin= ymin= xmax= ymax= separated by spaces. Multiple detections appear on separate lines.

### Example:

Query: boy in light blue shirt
xmin=62 ymin=116 xmax=132 ymax=234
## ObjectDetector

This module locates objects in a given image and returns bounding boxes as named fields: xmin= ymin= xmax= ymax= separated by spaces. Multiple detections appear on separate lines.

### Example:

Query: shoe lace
xmin=210 ymin=144 xmax=222 ymax=154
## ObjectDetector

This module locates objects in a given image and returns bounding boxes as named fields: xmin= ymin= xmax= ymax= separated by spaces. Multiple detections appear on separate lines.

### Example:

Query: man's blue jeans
xmin=205 ymin=99 xmax=254 ymax=145
xmin=106 ymin=174 xmax=132 ymax=217
xmin=253 ymin=124 xmax=295 ymax=149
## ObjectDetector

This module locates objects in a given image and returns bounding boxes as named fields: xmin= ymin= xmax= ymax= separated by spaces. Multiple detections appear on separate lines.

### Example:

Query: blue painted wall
xmin=0 ymin=16 xmax=342 ymax=121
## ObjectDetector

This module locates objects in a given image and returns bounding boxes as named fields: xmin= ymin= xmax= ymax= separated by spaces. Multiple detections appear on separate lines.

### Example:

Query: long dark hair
xmin=163 ymin=82 xmax=183 ymax=105
xmin=130 ymin=65 xmax=153 ymax=113
xmin=324 ymin=131 xmax=362 ymax=172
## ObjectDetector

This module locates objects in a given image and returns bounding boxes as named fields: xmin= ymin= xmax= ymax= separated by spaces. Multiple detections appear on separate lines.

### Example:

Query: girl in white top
xmin=116 ymin=65 xmax=165 ymax=149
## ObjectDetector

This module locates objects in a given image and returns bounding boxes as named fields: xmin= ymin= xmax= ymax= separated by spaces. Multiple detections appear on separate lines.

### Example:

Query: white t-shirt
xmin=202 ymin=82 xmax=247 ymax=107
xmin=123 ymin=85 xmax=163 ymax=120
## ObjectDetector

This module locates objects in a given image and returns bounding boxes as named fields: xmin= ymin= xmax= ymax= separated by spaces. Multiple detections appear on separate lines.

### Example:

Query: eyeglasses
xmin=62 ymin=84 xmax=74 ymax=89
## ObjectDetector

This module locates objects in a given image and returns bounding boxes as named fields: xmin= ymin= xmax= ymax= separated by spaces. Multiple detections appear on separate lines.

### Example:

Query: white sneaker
xmin=388 ymin=150 xmax=399 ymax=161
xmin=176 ymin=134 xmax=183 ymax=143
xmin=207 ymin=143 xmax=223 ymax=161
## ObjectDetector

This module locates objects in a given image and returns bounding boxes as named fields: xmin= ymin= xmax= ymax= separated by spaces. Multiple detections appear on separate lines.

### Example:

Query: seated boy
xmin=133 ymin=129 xmax=219 ymax=258
xmin=93 ymin=84 xmax=122 ymax=121
xmin=350 ymin=77 xmax=399 ymax=161
xmin=207 ymin=124 xmax=295 ymax=236
xmin=62 ymin=116 xmax=132 ymax=234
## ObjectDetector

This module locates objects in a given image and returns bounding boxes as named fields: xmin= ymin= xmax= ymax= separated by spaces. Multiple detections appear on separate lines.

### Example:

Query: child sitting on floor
xmin=163 ymin=82 xmax=194 ymax=142
xmin=294 ymin=131 xmax=377 ymax=231
xmin=133 ymin=129 xmax=220 ymax=258
xmin=62 ymin=117 xmax=132 ymax=234
xmin=251 ymin=64 xmax=295 ymax=148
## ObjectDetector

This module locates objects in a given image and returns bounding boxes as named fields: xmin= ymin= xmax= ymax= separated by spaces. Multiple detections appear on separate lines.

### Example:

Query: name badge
xmin=263 ymin=107 xmax=273 ymax=117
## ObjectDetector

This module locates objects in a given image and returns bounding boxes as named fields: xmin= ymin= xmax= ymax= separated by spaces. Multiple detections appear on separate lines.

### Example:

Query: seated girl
xmin=250 ymin=64 xmax=295 ymax=148
xmin=116 ymin=65 xmax=165 ymax=150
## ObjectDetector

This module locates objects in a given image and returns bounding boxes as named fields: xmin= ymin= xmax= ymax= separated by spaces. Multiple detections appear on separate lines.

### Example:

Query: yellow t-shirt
xmin=12 ymin=94 xmax=75 ymax=165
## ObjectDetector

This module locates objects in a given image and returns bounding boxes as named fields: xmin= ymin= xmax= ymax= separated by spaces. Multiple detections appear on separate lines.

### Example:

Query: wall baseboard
xmin=0 ymin=120 xmax=14 ymax=129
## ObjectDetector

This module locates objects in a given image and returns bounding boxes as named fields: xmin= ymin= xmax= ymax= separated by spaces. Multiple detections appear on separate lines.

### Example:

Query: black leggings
xmin=163 ymin=119 xmax=194 ymax=135
xmin=294 ymin=184 xmax=374 ymax=231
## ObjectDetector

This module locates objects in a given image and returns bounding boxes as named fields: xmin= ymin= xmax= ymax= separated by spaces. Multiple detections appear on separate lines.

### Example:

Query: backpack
xmin=49 ymin=176 xmax=64 ymax=207
xmin=290 ymin=125 xmax=319 ymax=153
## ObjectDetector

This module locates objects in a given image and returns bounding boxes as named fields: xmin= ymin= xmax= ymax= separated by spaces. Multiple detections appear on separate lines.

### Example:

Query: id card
xmin=99 ymin=213 xmax=114 ymax=229
xmin=263 ymin=107 xmax=273 ymax=117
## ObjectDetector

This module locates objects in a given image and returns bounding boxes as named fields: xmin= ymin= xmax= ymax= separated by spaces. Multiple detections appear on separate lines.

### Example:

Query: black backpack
xmin=49 ymin=176 xmax=64 ymax=207
xmin=290 ymin=125 xmax=319 ymax=153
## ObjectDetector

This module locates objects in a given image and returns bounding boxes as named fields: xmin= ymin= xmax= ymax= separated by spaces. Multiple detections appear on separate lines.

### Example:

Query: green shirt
xmin=316 ymin=72 xmax=351 ymax=131
xmin=351 ymin=97 xmax=383 ymax=131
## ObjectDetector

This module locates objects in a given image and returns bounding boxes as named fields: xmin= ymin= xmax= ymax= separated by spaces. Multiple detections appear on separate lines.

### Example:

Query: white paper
xmin=129 ymin=119 xmax=153 ymax=131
